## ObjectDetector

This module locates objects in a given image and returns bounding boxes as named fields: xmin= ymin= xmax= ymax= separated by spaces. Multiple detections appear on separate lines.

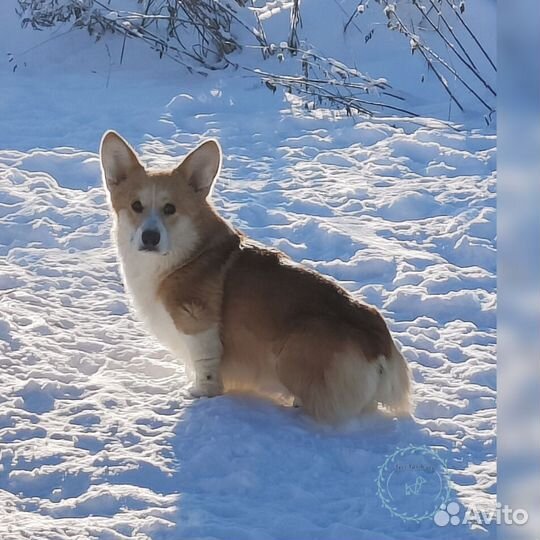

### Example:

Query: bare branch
xmin=443 ymin=0 xmax=496 ymax=72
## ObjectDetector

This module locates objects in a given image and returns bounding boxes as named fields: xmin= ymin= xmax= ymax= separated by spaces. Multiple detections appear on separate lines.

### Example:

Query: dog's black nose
xmin=141 ymin=229 xmax=160 ymax=248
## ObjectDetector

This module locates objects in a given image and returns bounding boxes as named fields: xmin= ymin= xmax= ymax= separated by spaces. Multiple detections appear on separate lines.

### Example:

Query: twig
xmin=384 ymin=1 xmax=493 ymax=113
xmin=105 ymin=43 xmax=112 ymax=87
xmin=341 ymin=0 xmax=365 ymax=35
xmin=243 ymin=67 xmax=420 ymax=117
xmin=443 ymin=0 xmax=496 ymax=72
xmin=425 ymin=0 xmax=477 ymax=70
xmin=12 ymin=28 xmax=74 ymax=57
xmin=411 ymin=0 xmax=495 ymax=97
xmin=288 ymin=0 xmax=301 ymax=51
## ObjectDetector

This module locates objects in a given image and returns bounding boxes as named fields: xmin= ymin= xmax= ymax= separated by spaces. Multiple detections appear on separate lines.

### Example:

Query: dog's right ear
xmin=100 ymin=131 xmax=142 ymax=189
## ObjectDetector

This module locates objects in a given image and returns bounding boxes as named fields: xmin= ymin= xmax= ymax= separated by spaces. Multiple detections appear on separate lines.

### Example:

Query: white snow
xmin=0 ymin=1 xmax=495 ymax=538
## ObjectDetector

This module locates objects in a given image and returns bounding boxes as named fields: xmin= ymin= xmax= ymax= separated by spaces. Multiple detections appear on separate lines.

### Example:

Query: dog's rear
xmin=274 ymin=324 xmax=411 ymax=424
xmin=220 ymin=245 xmax=411 ymax=423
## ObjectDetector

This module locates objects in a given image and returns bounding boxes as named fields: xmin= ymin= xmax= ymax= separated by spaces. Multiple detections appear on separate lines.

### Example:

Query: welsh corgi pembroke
xmin=100 ymin=131 xmax=411 ymax=423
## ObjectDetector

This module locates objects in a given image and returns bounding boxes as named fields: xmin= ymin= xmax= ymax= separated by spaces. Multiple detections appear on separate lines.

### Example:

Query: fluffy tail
xmin=375 ymin=342 xmax=412 ymax=414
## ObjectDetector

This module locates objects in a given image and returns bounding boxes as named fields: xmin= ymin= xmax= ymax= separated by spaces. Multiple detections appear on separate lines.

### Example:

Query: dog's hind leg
xmin=275 ymin=322 xmax=381 ymax=424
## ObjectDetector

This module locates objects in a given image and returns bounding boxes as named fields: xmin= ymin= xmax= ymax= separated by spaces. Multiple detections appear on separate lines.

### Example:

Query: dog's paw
xmin=187 ymin=379 xmax=223 ymax=399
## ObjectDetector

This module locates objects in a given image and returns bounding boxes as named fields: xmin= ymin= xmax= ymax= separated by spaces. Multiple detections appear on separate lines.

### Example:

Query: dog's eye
xmin=131 ymin=201 xmax=143 ymax=213
xmin=163 ymin=203 xmax=176 ymax=216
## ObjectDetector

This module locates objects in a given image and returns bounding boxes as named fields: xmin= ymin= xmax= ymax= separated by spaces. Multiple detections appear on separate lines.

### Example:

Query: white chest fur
xmin=123 ymin=252 xmax=190 ymax=360
xmin=115 ymin=225 xmax=190 ymax=363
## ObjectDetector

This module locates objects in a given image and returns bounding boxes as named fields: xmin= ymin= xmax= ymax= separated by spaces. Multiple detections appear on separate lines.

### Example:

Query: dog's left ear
xmin=177 ymin=139 xmax=222 ymax=198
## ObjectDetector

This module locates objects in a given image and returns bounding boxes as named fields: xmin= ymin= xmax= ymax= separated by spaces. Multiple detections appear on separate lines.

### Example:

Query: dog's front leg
xmin=183 ymin=326 xmax=223 ymax=398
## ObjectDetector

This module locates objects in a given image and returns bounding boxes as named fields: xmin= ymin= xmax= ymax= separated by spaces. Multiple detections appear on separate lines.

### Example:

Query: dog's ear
xmin=100 ymin=131 xmax=143 ymax=189
xmin=176 ymin=139 xmax=222 ymax=198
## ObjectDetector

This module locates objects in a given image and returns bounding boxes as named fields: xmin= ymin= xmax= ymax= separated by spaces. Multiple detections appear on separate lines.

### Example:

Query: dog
xmin=100 ymin=131 xmax=411 ymax=423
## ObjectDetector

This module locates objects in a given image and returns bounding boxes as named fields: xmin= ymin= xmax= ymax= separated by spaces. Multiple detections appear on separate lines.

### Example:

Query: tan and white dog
xmin=100 ymin=131 xmax=411 ymax=423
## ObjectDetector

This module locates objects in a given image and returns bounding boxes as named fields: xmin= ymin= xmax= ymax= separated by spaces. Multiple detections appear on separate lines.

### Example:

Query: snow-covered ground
xmin=1 ymin=1 xmax=496 ymax=538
